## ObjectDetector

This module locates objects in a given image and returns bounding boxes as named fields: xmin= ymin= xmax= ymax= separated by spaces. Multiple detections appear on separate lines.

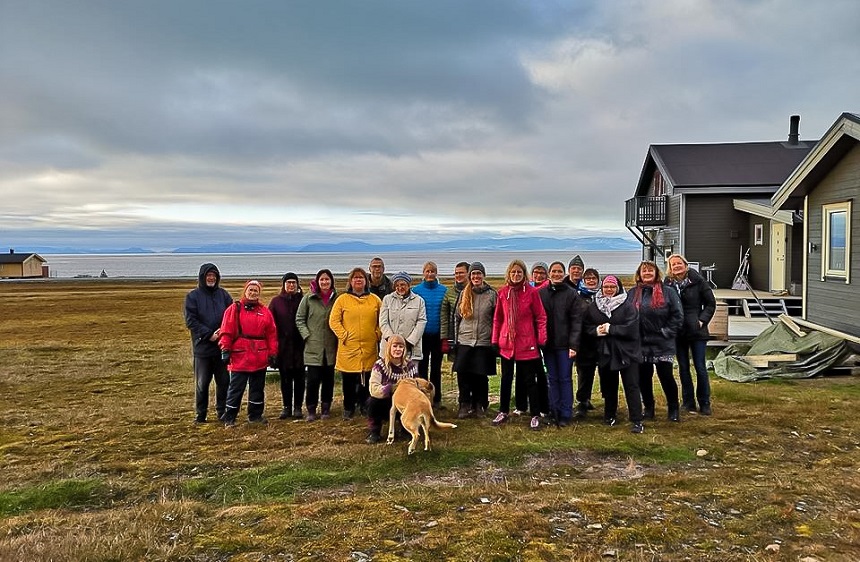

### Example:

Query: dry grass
xmin=0 ymin=278 xmax=858 ymax=561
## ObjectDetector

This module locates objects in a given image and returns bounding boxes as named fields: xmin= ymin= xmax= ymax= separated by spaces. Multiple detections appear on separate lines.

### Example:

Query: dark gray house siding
xmin=683 ymin=195 xmax=748 ymax=288
xmin=789 ymin=225 xmax=804 ymax=291
xmin=804 ymin=144 xmax=860 ymax=336
xmin=747 ymin=215 xmax=770 ymax=290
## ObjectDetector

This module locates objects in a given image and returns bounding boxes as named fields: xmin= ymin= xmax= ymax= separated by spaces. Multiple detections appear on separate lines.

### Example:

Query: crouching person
xmin=365 ymin=335 xmax=417 ymax=444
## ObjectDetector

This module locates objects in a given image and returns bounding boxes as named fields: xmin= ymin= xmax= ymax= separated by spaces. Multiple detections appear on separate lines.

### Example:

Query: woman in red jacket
xmin=219 ymin=280 xmax=278 ymax=426
xmin=492 ymin=260 xmax=548 ymax=430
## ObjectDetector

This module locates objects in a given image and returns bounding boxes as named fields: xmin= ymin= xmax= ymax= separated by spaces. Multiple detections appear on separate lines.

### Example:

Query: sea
xmin=42 ymin=250 xmax=642 ymax=279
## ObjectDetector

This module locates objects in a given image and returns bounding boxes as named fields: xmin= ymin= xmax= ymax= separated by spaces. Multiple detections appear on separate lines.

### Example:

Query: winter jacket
xmin=583 ymin=294 xmax=641 ymax=371
xmin=440 ymin=282 xmax=465 ymax=341
xmin=184 ymin=263 xmax=233 ymax=358
xmin=454 ymin=283 xmax=497 ymax=347
xmin=575 ymin=291 xmax=600 ymax=367
xmin=412 ymin=280 xmax=448 ymax=335
xmin=632 ymin=283 xmax=683 ymax=360
xmin=219 ymin=299 xmax=278 ymax=372
xmin=665 ymin=269 xmax=717 ymax=342
xmin=539 ymin=282 xmax=583 ymax=351
xmin=296 ymin=284 xmax=338 ymax=367
xmin=269 ymin=289 xmax=305 ymax=369
xmin=492 ymin=282 xmax=547 ymax=361
xmin=329 ymin=287 xmax=382 ymax=373
xmin=369 ymin=359 xmax=418 ymax=399
xmin=380 ymin=291 xmax=427 ymax=359
xmin=368 ymin=275 xmax=393 ymax=299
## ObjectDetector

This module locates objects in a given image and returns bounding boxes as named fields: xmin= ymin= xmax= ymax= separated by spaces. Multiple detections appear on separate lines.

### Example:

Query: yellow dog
xmin=387 ymin=378 xmax=457 ymax=454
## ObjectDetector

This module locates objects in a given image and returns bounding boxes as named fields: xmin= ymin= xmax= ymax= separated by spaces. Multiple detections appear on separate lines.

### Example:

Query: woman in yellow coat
xmin=329 ymin=267 xmax=382 ymax=419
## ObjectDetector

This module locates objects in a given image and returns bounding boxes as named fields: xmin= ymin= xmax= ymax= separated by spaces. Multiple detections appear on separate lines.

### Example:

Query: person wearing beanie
xmin=380 ymin=271 xmax=427 ymax=362
xmin=296 ymin=269 xmax=339 ymax=421
xmin=219 ymin=280 xmax=278 ymax=426
xmin=441 ymin=262 xmax=470 ymax=362
xmin=491 ymin=260 xmax=548 ymax=430
xmin=412 ymin=261 xmax=449 ymax=407
xmin=269 ymin=272 xmax=305 ymax=420
xmin=573 ymin=267 xmax=602 ymax=418
xmin=582 ymin=274 xmax=645 ymax=433
xmin=452 ymin=261 xmax=497 ymax=418
xmin=530 ymin=261 xmax=549 ymax=289
xmin=565 ymin=255 xmax=586 ymax=290
xmin=184 ymin=263 xmax=233 ymax=424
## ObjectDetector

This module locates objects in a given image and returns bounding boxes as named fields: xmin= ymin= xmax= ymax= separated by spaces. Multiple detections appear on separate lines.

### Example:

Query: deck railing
xmin=625 ymin=195 xmax=668 ymax=227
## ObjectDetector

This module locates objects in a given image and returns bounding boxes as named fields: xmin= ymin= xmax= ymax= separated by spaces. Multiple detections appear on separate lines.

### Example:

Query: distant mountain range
xmin=31 ymin=236 xmax=638 ymax=255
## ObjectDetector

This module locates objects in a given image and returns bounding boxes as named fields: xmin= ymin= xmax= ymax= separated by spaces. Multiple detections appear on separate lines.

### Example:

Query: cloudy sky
xmin=2 ymin=0 xmax=858 ymax=251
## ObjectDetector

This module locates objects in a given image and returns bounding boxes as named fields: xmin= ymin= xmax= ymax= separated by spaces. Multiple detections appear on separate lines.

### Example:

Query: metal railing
xmin=625 ymin=195 xmax=668 ymax=227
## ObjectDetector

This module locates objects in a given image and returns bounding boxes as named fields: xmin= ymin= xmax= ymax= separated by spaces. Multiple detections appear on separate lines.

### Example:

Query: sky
xmin=2 ymin=0 xmax=859 ymax=251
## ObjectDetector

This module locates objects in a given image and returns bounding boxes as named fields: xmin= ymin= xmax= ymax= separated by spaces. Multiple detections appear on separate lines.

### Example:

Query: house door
xmin=770 ymin=222 xmax=787 ymax=292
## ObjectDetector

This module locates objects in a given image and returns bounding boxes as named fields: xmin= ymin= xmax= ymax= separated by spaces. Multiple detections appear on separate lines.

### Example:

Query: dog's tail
xmin=430 ymin=415 xmax=457 ymax=430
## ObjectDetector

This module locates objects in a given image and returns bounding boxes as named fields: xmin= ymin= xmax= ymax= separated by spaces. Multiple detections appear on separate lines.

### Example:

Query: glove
xmin=268 ymin=355 xmax=278 ymax=369
xmin=440 ymin=339 xmax=451 ymax=353
xmin=221 ymin=350 xmax=231 ymax=363
xmin=381 ymin=383 xmax=392 ymax=398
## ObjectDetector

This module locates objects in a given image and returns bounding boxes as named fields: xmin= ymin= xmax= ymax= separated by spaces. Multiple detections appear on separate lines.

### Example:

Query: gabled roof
xmin=634 ymin=140 xmax=815 ymax=197
xmin=773 ymin=112 xmax=860 ymax=210
xmin=0 ymin=252 xmax=45 ymax=264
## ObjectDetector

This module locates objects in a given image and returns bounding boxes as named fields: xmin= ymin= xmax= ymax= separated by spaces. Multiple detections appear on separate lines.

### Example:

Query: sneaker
xmin=293 ymin=407 xmax=303 ymax=419
xmin=699 ymin=404 xmax=712 ymax=416
xmin=365 ymin=431 xmax=382 ymax=444
xmin=491 ymin=412 xmax=509 ymax=426
xmin=512 ymin=409 xmax=525 ymax=416
xmin=530 ymin=416 xmax=541 ymax=431
xmin=278 ymin=408 xmax=290 ymax=420
xmin=631 ymin=422 xmax=644 ymax=434
xmin=603 ymin=417 xmax=617 ymax=426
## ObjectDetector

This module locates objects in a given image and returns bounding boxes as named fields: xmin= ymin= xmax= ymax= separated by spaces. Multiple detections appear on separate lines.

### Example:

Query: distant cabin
xmin=0 ymin=250 xmax=48 ymax=278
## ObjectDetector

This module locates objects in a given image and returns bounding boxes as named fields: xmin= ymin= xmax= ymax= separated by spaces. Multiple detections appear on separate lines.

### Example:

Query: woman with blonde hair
xmin=491 ymin=259 xmax=548 ymax=430
xmin=665 ymin=254 xmax=716 ymax=415
xmin=365 ymin=334 xmax=418 ymax=443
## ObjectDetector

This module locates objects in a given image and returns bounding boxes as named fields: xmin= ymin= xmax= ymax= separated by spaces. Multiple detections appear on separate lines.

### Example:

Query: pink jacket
xmin=492 ymin=282 xmax=547 ymax=361
xmin=219 ymin=299 xmax=278 ymax=372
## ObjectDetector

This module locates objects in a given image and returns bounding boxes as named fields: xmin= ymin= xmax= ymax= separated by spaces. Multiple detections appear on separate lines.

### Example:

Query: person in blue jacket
xmin=412 ymin=261 xmax=449 ymax=407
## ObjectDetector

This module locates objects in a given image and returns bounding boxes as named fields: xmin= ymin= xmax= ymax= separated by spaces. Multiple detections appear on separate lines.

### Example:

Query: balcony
xmin=625 ymin=195 xmax=668 ymax=227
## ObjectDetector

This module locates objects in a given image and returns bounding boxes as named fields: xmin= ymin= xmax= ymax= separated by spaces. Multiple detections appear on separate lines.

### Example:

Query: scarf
xmin=596 ymin=291 xmax=628 ymax=318
xmin=504 ymin=282 xmax=525 ymax=342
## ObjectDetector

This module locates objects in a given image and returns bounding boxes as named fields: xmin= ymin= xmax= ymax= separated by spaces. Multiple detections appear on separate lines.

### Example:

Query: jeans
xmin=223 ymin=369 xmax=266 ymax=422
xmin=677 ymin=339 xmax=711 ymax=408
xmin=544 ymin=349 xmax=574 ymax=421
xmin=418 ymin=333 xmax=443 ymax=403
xmin=194 ymin=355 xmax=229 ymax=419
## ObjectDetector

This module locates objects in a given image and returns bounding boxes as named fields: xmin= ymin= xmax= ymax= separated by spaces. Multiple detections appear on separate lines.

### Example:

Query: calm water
xmin=43 ymin=250 xmax=642 ymax=278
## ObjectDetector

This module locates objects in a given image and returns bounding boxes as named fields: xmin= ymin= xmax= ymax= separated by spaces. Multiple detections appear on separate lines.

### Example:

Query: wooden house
xmin=626 ymin=117 xmax=813 ymax=290
xmin=0 ymin=250 xmax=48 ymax=278
xmin=772 ymin=112 xmax=860 ymax=339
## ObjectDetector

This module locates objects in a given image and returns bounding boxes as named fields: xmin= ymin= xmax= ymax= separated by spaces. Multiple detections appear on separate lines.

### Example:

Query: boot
xmin=293 ymin=406 xmax=303 ymax=419
xmin=365 ymin=428 xmax=382 ymax=444
xmin=320 ymin=402 xmax=331 ymax=420
xmin=278 ymin=407 xmax=290 ymax=420
xmin=643 ymin=405 xmax=655 ymax=420
xmin=668 ymin=404 xmax=680 ymax=422
xmin=457 ymin=403 xmax=471 ymax=419
xmin=305 ymin=406 xmax=318 ymax=422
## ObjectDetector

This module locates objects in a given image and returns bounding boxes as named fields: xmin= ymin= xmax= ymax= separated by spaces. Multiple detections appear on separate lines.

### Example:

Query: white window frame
xmin=754 ymin=224 xmax=764 ymax=246
xmin=821 ymin=201 xmax=851 ymax=283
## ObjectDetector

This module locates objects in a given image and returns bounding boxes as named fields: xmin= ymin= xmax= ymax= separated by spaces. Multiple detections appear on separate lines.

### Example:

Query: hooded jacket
xmin=184 ymin=263 xmax=233 ymax=357
xmin=269 ymin=286 xmax=305 ymax=369
xmin=492 ymin=282 xmax=547 ymax=361
xmin=329 ymin=285 xmax=382 ymax=372
xmin=219 ymin=298 xmax=278 ymax=372
xmin=296 ymin=281 xmax=339 ymax=367
xmin=380 ymin=290 xmax=427 ymax=360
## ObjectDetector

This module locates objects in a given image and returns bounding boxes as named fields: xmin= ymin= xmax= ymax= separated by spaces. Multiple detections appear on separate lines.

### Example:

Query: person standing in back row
xmin=412 ymin=261 xmax=448 ymax=408
xmin=565 ymin=255 xmax=585 ymax=292
xmin=441 ymin=261 xmax=470 ymax=362
xmin=269 ymin=272 xmax=305 ymax=420
xmin=184 ymin=263 xmax=233 ymax=424
xmin=368 ymin=256 xmax=393 ymax=299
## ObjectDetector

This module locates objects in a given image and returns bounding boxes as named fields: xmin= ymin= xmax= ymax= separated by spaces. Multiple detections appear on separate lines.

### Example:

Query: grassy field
xmin=1 ymin=278 xmax=858 ymax=561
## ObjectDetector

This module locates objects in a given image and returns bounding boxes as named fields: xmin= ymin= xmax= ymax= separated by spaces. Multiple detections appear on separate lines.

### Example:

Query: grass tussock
xmin=1 ymin=278 xmax=859 ymax=561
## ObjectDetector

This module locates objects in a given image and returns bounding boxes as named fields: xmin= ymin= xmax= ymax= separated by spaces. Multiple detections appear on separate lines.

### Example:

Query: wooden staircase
xmin=741 ymin=298 xmax=799 ymax=318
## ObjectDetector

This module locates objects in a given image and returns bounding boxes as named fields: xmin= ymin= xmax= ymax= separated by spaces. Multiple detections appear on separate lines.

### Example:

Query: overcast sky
xmin=2 ymin=0 xmax=858 ymax=251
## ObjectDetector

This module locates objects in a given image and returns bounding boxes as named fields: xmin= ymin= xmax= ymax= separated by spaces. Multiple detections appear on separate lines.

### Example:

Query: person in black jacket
xmin=184 ymin=263 xmax=233 ymax=424
xmin=269 ymin=272 xmax=306 ymax=420
xmin=666 ymin=254 xmax=717 ymax=416
xmin=573 ymin=268 xmax=601 ymax=417
xmin=631 ymin=261 xmax=683 ymax=422
xmin=583 ymin=275 xmax=644 ymax=433
xmin=539 ymin=261 xmax=583 ymax=426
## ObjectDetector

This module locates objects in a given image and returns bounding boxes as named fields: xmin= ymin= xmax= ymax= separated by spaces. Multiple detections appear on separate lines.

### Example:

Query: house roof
xmin=733 ymin=198 xmax=796 ymax=225
xmin=635 ymin=140 xmax=815 ymax=196
xmin=773 ymin=112 xmax=860 ymax=210
xmin=0 ymin=252 xmax=45 ymax=265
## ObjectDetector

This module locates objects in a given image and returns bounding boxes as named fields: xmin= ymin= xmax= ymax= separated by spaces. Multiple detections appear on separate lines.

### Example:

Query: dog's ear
xmin=426 ymin=381 xmax=435 ymax=394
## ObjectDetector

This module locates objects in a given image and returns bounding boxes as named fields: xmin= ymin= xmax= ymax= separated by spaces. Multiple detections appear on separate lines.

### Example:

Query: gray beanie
xmin=569 ymin=255 xmax=585 ymax=269
xmin=468 ymin=261 xmax=486 ymax=275
xmin=531 ymin=261 xmax=548 ymax=273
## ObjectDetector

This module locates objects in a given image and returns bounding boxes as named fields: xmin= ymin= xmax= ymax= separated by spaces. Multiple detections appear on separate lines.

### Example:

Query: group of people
xmin=184 ymin=253 xmax=716 ymax=439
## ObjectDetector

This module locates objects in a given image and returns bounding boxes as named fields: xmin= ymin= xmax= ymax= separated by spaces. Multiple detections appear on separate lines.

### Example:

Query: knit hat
xmin=281 ymin=272 xmax=299 ymax=284
xmin=468 ymin=261 xmax=486 ymax=275
xmin=391 ymin=271 xmax=412 ymax=285
xmin=244 ymin=279 xmax=262 ymax=296
xmin=531 ymin=261 xmax=548 ymax=273
xmin=569 ymin=255 xmax=585 ymax=269
xmin=601 ymin=275 xmax=619 ymax=287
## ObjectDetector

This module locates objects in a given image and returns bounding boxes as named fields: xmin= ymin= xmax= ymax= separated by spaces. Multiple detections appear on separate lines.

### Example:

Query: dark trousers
xmin=306 ymin=364 xmax=335 ymax=410
xmin=223 ymin=369 xmax=266 ymax=422
xmin=499 ymin=358 xmax=543 ymax=416
xmin=278 ymin=365 xmax=305 ymax=411
xmin=677 ymin=339 xmax=711 ymax=408
xmin=194 ymin=355 xmax=229 ymax=419
xmin=575 ymin=362 xmax=599 ymax=405
xmin=418 ymin=332 xmax=443 ymax=403
xmin=456 ymin=371 xmax=490 ymax=411
xmin=599 ymin=363 xmax=643 ymax=423
xmin=366 ymin=396 xmax=392 ymax=431
xmin=340 ymin=371 xmax=370 ymax=413
xmin=545 ymin=349 xmax=574 ymax=421
xmin=639 ymin=361 xmax=679 ymax=411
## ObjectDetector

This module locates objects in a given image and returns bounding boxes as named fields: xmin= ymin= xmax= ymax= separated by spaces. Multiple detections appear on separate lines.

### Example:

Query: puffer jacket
xmin=539 ymin=281 xmax=583 ymax=351
xmin=665 ymin=269 xmax=716 ymax=342
xmin=269 ymin=289 xmax=305 ymax=369
xmin=632 ymin=283 xmax=683 ymax=360
xmin=184 ymin=263 xmax=233 ymax=357
xmin=329 ymin=287 xmax=382 ymax=373
xmin=412 ymin=280 xmax=448 ymax=335
xmin=454 ymin=283 xmax=497 ymax=347
xmin=492 ymin=282 xmax=547 ymax=361
xmin=380 ymin=291 xmax=427 ymax=359
xmin=219 ymin=299 xmax=278 ymax=372
xmin=296 ymin=284 xmax=338 ymax=367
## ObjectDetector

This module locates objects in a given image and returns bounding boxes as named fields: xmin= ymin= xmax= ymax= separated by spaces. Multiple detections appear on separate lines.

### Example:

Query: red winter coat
xmin=219 ymin=299 xmax=278 ymax=372
xmin=492 ymin=282 xmax=547 ymax=361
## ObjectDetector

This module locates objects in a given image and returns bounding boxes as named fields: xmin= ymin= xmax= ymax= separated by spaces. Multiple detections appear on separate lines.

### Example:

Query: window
xmin=822 ymin=201 xmax=851 ymax=282
xmin=754 ymin=224 xmax=764 ymax=246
